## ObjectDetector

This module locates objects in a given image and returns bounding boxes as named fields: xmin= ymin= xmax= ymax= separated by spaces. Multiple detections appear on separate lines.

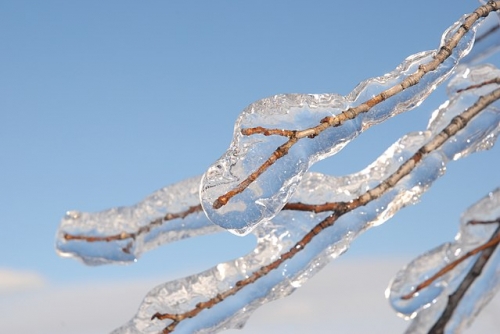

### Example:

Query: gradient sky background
xmin=1 ymin=1 xmax=500 ymax=333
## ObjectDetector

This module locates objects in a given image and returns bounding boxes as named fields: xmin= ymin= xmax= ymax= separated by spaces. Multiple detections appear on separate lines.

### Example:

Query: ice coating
xmin=200 ymin=15 xmax=481 ymax=235
xmin=113 ymin=64 xmax=500 ymax=333
xmin=56 ymin=176 xmax=219 ymax=265
xmin=388 ymin=189 xmax=500 ymax=334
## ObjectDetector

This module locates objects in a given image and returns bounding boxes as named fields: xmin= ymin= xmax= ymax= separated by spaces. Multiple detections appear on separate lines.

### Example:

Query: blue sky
xmin=1 ymin=1 xmax=500 ymax=333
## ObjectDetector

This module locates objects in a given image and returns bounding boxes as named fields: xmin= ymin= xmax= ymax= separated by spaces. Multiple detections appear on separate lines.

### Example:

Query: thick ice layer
xmin=388 ymin=189 xmax=500 ymax=334
xmin=113 ymin=64 xmax=500 ymax=333
xmin=200 ymin=15 xmax=481 ymax=235
xmin=56 ymin=176 xmax=219 ymax=265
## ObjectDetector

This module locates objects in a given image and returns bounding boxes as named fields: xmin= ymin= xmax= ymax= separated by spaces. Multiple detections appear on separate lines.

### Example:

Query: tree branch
xmin=401 ymin=218 xmax=500 ymax=300
xmin=212 ymin=1 xmax=500 ymax=210
xmin=62 ymin=204 xmax=202 ymax=243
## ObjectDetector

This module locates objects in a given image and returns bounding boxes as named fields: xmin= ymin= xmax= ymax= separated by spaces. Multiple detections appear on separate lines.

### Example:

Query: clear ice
xmin=200 ymin=14 xmax=482 ymax=235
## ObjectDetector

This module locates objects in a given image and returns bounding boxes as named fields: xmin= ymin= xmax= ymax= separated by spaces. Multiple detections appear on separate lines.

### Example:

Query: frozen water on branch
xmin=113 ymin=63 xmax=500 ymax=333
xmin=200 ymin=15 xmax=482 ymax=235
xmin=388 ymin=188 xmax=500 ymax=334
xmin=56 ymin=176 xmax=219 ymax=265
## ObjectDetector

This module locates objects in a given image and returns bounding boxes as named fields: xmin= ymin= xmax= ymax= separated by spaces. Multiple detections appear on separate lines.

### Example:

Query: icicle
xmin=113 ymin=64 xmax=500 ymax=333
xmin=200 ymin=14 xmax=483 ymax=236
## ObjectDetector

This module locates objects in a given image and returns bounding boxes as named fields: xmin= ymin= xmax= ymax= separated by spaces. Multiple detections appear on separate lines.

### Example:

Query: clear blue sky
xmin=1 ymin=0 xmax=499 ymax=332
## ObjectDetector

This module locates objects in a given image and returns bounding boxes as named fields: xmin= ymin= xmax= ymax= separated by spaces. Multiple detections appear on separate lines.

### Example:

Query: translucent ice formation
xmin=56 ymin=176 xmax=218 ymax=265
xmin=200 ymin=13 xmax=483 ymax=235
xmin=111 ymin=64 xmax=500 ymax=333
xmin=388 ymin=188 xmax=500 ymax=334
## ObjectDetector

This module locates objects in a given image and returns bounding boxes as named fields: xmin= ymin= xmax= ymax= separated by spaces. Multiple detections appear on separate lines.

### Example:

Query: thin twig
xmin=213 ymin=1 xmax=500 ymax=209
xmin=456 ymin=77 xmax=500 ymax=93
xmin=213 ymin=136 xmax=299 ymax=209
xmin=63 ymin=204 xmax=203 ymax=243
xmin=152 ymin=76 xmax=500 ymax=333
xmin=60 ymin=200 xmax=340 ymax=246
xmin=469 ymin=218 xmax=500 ymax=225
xmin=283 ymin=201 xmax=345 ymax=213
xmin=240 ymin=127 xmax=296 ymax=137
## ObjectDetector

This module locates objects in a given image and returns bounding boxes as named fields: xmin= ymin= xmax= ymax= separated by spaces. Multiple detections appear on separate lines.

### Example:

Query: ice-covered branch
xmin=56 ymin=177 xmax=213 ymax=265
xmin=400 ymin=219 xmax=500 ymax=301
xmin=200 ymin=1 xmax=499 ymax=236
xmin=388 ymin=189 xmax=500 ymax=334
xmin=112 ymin=64 xmax=500 ymax=333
